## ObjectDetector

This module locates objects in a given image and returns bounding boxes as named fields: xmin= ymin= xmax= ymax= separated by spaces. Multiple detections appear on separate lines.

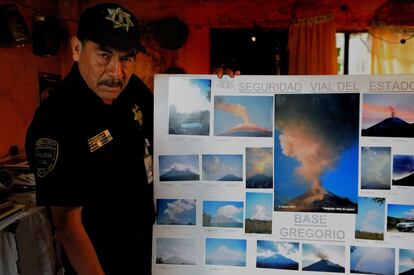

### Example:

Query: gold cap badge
xmin=105 ymin=7 xmax=134 ymax=32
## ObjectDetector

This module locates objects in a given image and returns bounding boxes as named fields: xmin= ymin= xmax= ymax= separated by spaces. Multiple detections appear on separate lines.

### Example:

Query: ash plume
xmin=215 ymin=97 xmax=251 ymax=124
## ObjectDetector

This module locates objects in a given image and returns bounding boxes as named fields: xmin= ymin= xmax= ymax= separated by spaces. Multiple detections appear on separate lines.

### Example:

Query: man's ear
xmin=71 ymin=36 xmax=82 ymax=62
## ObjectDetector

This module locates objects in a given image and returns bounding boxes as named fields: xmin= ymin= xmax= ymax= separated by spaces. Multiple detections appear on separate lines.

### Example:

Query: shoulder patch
xmin=35 ymin=138 xmax=59 ymax=178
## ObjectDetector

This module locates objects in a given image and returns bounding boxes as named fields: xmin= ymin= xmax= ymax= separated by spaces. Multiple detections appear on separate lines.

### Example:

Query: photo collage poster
xmin=153 ymin=74 xmax=414 ymax=275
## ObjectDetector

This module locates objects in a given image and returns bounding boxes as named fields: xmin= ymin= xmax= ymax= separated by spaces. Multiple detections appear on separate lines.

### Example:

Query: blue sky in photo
xmin=214 ymin=96 xmax=273 ymax=134
xmin=156 ymin=199 xmax=196 ymax=225
xmin=274 ymin=129 xmax=359 ymax=205
xmin=355 ymin=197 xmax=385 ymax=233
xmin=387 ymin=204 xmax=414 ymax=218
xmin=257 ymin=240 xmax=299 ymax=263
xmin=159 ymin=154 xmax=199 ymax=175
xmin=169 ymin=78 xmax=211 ymax=114
xmin=400 ymin=249 xmax=414 ymax=273
xmin=205 ymin=238 xmax=246 ymax=266
xmin=202 ymin=154 xmax=243 ymax=181
xmin=350 ymin=246 xmax=395 ymax=275
xmin=273 ymin=94 xmax=359 ymax=206
xmin=246 ymin=192 xmax=273 ymax=220
xmin=393 ymin=155 xmax=414 ymax=180
xmin=203 ymin=201 xmax=243 ymax=223
xmin=156 ymin=238 xmax=195 ymax=264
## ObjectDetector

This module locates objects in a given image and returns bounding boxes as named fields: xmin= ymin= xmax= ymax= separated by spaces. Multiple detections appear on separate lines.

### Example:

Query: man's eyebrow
xmin=97 ymin=45 xmax=136 ymax=57
xmin=122 ymin=50 xmax=137 ymax=58
xmin=97 ymin=45 xmax=112 ymax=53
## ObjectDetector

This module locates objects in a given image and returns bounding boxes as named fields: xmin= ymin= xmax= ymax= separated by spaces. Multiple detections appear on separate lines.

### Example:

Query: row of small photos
xmin=158 ymin=150 xmax=414 ymax=190
xmin=155 ymin=238 xmax=412 ymax=275
xmin=159 ymin=149 xmax=273 ymax=189
xmin=156 ymin=197 xmax=414 ymax=240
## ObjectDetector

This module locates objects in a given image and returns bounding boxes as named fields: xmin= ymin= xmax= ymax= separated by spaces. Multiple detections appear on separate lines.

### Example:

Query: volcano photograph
xmin=361 ymin=93 xmax=414 ymax=138
xmin=203 ymin=200 xmax=243 ymax=228
xmin=156 ymin=199 xmax=196 ymax=225
xmin=400 ymin=249 xmax=414 ymax=275
xmin=256 ymin=240 xmax=299 ymax=270
xmin=361 ymin=147 xmax=391 ymax=190
xmin=246 ymin=147 xmax=273 ymax=188
xmin=202 ymin=154 xmax=243 ymax=181
xmin=245 ymin=192 xmax=272 ymax=234
xmin=350 ymin=246 xmax=395 ymax=275
xmin=168 ymin=77 xmax=211 ymax=136
xmin=214 ymin=95 xmax=273 ymax=137
xmin=393 ymin=155 xmax=414 ymax=187
xmin=205 ymin=238 xmax=246 ymax=267
xmin=302 ymin=244 xmax=345 ymax=273
xmin=159 ymin=154 xmax=199 ymax=181
xmin=156 ymin=237 xmax=195 ymax=265
xmin=274 ymin=94 xmax=359 ymax=213
xmin=355 ymin=197 xmax=385 ymax=240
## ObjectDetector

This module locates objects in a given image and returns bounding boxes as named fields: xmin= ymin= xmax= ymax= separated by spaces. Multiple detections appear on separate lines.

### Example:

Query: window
xmin=336 ymin=32 xmax=371 ymax=75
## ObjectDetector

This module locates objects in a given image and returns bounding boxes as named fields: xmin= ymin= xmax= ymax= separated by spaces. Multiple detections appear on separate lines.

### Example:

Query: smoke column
xmin=388 ymin=106 xmax=395 ymax=118
xmin=314 ymin=247 xmax=329 ymax=260
xmin=215 ymin=97 xmax=251 ymax=124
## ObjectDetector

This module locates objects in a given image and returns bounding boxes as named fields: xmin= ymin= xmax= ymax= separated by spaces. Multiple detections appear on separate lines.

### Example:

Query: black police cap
xmin=77 ymin=3 xmax=146 ymax=53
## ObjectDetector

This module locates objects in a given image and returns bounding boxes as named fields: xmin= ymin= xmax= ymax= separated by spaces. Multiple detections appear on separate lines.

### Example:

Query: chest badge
xmin=132 ymin=104 xmax=143 ymax=126
xmin=88 ymin=129 xmax=113 ymax=152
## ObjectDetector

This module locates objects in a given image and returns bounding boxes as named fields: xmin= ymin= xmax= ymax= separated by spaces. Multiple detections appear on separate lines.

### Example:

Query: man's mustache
xmin=98 ymin=79 xmax=123 ymax=87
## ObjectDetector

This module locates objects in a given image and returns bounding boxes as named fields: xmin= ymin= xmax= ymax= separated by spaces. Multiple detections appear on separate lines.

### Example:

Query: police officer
xmin=26 ymin=3 xmax=154 ymax=275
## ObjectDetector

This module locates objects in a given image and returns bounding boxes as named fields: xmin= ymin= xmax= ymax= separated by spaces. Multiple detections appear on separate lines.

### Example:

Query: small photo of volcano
xmin=393 ymin=155 xmax=414 ymax=187
xmin=214 ymin=96 xmax=273 ymax=137
xmin=302 ymin=243 xmax=345 ymax=273
xmin=256 ymin=240 xmax=299 ymax=270
xmin=156 ymin=199 xmax=196 ymax=225
xmin=245 ymin=192 xmax=272 ymax=234
xmin=246 ymin=147 xmax=273 ymax=189
xmin=399 ymin=249 xmax=414 ymax=275
xmin=350 ymin=246 xmax=395 ymax=275
xmin=159 ymin=155 xmax=199 ymax=181
xmin=156 ymin=237 xmax=195 ymax=265
xmin=362 ymin=93 xmax=414 ymax=138
xmin=202 ymin=154 xmax=243 ymax=181
xmin=274 ymin=94 xmax=359 ymax=213
xmin=168 ymin=78 xmax=211 ymax=136
xmin=355 ymin=197 xmax=385 ymax=240
xmin=203 ymin=200 xmax=243 ymax=228
xmin=361 ymin=147 xmax=391 ymax=190
xmin=205 ymin=238 xmax=246 ymax=266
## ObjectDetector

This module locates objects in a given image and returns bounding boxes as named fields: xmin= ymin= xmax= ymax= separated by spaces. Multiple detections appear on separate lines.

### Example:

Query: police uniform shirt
xmin=25 ymin=64 xmax=154 ymax=274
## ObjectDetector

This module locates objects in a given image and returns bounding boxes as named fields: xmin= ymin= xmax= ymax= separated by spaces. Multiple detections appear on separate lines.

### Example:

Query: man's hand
xmin=214 ymin=67 xmax=241 ymax=79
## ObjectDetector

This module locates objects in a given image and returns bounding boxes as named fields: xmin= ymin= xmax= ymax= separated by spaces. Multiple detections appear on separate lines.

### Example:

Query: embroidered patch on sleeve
xmin=35 ymin=138 xmax=59 ymax=178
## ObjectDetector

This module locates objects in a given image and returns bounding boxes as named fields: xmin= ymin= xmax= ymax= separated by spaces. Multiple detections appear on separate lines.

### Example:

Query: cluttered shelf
xmin=0 ymin=153 xmax=37 ymax=229
xmin=0 ymin=153 xmax=59 ymax=275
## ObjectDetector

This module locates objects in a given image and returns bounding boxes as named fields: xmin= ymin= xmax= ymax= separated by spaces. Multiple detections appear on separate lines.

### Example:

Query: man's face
xmin=72 ymin=37 xmax=137 ymax=104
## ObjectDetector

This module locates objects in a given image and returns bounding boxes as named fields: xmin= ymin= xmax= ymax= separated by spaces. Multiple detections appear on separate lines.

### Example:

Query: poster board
xmin=153 ymin=74 xmax=414 ymax=275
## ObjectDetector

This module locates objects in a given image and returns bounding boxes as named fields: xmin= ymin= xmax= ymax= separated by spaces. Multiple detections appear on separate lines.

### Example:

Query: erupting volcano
xmin=274 ymin=94 xmax=359 ymax=213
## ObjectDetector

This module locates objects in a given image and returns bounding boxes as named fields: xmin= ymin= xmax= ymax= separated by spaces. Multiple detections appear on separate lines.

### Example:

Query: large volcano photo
xmin=274 ymin=93 xmax=359 ymax=213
